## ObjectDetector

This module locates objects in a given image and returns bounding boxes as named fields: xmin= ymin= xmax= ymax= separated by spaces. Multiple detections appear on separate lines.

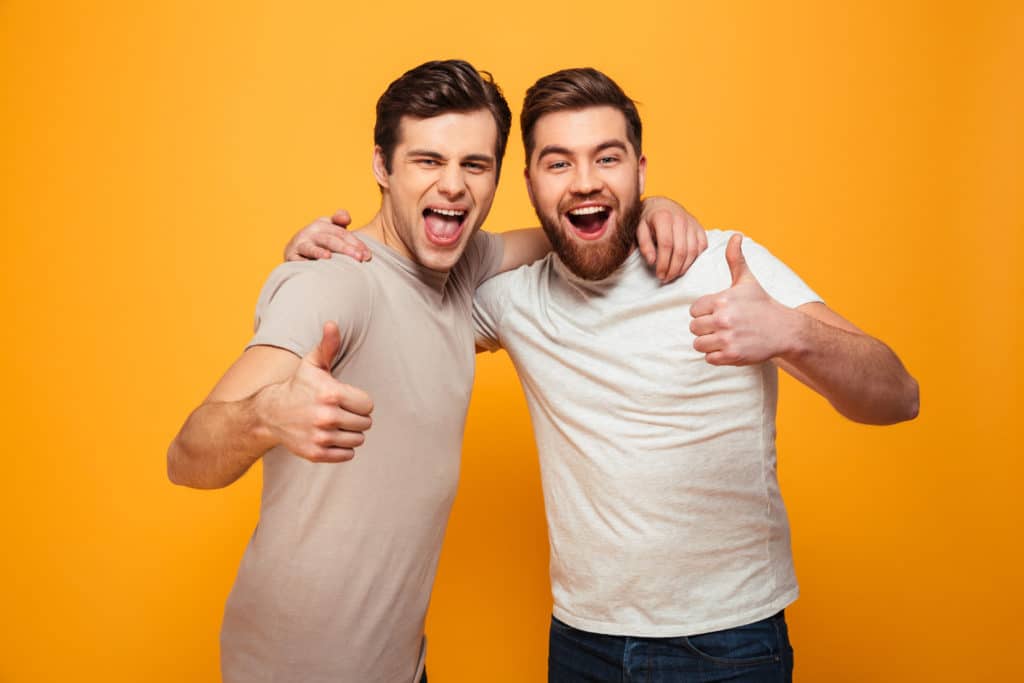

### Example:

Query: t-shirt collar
xmin=360 ymin=233 xmax=450 ymax=292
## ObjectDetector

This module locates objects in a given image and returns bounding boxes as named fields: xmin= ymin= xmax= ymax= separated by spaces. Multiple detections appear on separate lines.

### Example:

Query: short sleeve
xmin=472 ymin=269 xmax=517 ymax=352
xmin=735 ymin=234 xmax=823 ymax=309
xmin=457 ymin=229 xmax=505 ymax=289
xmin=248 ymin=259 xmax=372 ymax=370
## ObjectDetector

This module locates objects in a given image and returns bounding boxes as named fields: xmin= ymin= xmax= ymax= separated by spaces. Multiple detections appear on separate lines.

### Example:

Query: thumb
xmin=726 ymin=233 xmax=753 ymax=286
xmin=305 ymin=321 xmax=341 ymax=371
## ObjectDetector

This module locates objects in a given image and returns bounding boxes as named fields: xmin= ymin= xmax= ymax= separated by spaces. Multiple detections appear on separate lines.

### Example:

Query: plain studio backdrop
xmin=2 ymin=1 xmax=1021 ymax=681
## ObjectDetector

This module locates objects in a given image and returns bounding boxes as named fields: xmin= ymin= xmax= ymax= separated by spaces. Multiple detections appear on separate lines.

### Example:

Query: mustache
xmin=558 ymin=192 xmax=618 ymax=213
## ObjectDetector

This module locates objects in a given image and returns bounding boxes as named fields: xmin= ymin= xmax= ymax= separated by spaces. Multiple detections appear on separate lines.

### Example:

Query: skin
xmin=168 ymin=111 xmax=504 ymax=488
xmin=526 ymin=105 xmax=646 ymax=280
xmin=287 ymin=105 xmax=918 ymax=427
xmin=364 ymin=110 xmax=499 ymax=272
xmin=523 ymin=105 xmax=918 ymax=425
xmin=172 ymin=103 xmax=710 ymax=489
xmin=689 ymin=233 xmax=919 ymax=424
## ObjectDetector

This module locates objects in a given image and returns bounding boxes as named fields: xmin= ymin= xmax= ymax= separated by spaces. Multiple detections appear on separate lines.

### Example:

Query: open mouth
xmin=565 ymin=205 xmax=611 ymax=240
xmin=423 ymin=207 xmax=468 ymax=246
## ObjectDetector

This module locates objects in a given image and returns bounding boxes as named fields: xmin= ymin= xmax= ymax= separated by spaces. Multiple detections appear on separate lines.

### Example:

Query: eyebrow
xmin=406 ymin=149 xmax=445 ymax=160
xmin=406 ymin=149 xmax=496 ymax=165
xmin=536 ymin=139 xmax=629 ymax=161
xmin=461 ymin=153 xmax=496 ymax=165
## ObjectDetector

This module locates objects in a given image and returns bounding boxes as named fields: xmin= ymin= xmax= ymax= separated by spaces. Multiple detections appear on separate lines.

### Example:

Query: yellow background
xmin=2 ymin=1 xmax=1021 ymax=681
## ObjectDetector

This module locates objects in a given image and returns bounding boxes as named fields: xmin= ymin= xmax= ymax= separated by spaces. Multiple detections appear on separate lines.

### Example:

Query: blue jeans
xmin=548 ymin=612 xmax=794 ymax=682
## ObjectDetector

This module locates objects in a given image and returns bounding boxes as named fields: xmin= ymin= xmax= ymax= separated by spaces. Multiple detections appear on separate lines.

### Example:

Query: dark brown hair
xmin=520 ymin=67 xmax=642 ymax=162
xmin=374 ymin=60 xmax=512 ymax=178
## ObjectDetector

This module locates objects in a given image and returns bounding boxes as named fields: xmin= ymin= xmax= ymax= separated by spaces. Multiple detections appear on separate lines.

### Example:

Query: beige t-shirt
xmin=474 ymin=230 xmax=821 ymax=637
xmin=221 ymin=230 xmax=503 ymax=683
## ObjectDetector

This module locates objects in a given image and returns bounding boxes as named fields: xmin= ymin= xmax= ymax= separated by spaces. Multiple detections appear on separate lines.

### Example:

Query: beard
xmin=538 ymin=190 xmax=643 ymax=281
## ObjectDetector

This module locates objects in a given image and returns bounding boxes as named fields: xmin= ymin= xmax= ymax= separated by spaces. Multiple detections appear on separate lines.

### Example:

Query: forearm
xmin=167 ymin=390 xmax=278 ymax=489
xmin=775 ymin=312 xmax=919 ymax=425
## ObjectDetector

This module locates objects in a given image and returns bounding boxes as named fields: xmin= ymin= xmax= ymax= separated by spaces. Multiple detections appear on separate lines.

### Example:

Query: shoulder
xmin=254 ymin=256 xmax=377 ymax=333
xmin=261 ymin=255 xmax=373 ymax=303
xmin=689 ymin=229 xmax=820 ymax=306
xmin=686 ymin=229 xmax=785 ymax=280
xmin=451 ymin=229 xmax=504 ymax=282
xmin=251 ymin=256 xmax=375 ymax=360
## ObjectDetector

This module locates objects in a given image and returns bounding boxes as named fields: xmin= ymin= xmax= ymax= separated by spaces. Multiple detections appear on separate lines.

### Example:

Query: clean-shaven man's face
xmin=525 ymin=105 xmax=646 ymax=280
xmin=374 ymin=109 xmax=499 ymax=272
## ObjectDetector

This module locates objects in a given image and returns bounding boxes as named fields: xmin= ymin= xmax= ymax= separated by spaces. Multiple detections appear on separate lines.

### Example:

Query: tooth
xmin=570 ymin=206 xmax=605 ymax=216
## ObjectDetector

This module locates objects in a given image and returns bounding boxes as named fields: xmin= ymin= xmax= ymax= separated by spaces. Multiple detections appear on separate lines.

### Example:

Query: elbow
xmin=166 ymin=440 xmax=187 ymax=486
xmin=900 ymin=376 xmax=920 ymax=422
xmin=839 ymin=375 xmax=919 ymax=426
xmin=166 ymin=439 xmax=207 ymax=488
xmin=872 ymin=375 xmax=920 ymax=425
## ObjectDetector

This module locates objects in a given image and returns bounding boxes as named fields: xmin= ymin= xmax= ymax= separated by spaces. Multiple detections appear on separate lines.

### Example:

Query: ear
xmin=637 ymin=154 xmax=647 ymax=196
xmin=372 ymin=146 xmax=390 ymax=189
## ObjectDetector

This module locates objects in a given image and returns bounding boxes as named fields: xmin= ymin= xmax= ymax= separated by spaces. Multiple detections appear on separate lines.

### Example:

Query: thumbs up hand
xmin=260 ymin=321 xmax=374 ymax=463
xmin=688 ymin=234 xmax=797 ymax=366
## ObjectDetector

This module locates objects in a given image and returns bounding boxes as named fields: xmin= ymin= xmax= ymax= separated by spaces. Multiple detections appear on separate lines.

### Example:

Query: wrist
xmin=776 ymin=305 xmax=812 ymax=362
xmin=248 ymin=383 xmax=285 ymax=454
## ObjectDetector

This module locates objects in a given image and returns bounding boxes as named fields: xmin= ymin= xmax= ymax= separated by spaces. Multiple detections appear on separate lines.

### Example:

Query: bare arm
xmin=771 ymin=303 xmax=918 ymax=424
xmin=167 ymin=323 xmax=373 ymax=489
xmin=689 ymin=234 xmax=918 ymax=425
xmin=283 ymin=199 xmax=709 ymax=282
xmin=495 ymin=228 xmax=552 ymax=272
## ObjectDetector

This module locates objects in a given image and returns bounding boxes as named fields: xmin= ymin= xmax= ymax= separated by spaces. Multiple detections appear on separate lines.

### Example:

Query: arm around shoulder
xmin=496 ymin=228 xmax=551 ymax=274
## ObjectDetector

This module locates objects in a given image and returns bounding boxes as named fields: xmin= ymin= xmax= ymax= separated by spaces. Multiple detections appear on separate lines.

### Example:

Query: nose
xmin=569 ymin=164 xmax=604 ymax=196
xmin=436 ymin=163 xmax=467 ymax=199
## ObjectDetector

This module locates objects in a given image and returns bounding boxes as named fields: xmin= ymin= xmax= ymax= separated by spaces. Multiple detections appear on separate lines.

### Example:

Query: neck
xmin=360 ymin=198 xmax=411 ymax=260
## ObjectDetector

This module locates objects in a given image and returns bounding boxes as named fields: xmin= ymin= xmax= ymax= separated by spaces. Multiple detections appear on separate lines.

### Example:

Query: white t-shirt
xmin=473 ymin=230 xmax=821 ymax=637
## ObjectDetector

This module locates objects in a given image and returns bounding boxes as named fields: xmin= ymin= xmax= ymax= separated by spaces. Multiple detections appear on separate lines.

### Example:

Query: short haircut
xmin=374 ymin=60 xmax=512 ymax=178
xmin=520 ymin=67 xmax=642 ymax=162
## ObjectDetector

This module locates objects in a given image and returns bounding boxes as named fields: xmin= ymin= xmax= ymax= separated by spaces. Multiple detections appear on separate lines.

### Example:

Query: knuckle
xmin=314 ymin=405 xmax=335 ymax=424
xmin=318 ymin=388 xmax=340 ymax=404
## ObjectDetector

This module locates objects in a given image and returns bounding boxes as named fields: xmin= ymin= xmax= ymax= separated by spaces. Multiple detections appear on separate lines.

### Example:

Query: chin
xmin=413 ymin=243 xmax=465 ymax=273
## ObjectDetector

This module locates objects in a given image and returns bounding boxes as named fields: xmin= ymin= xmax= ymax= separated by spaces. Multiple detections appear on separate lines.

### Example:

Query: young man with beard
xmin=168 ymin=61 xmax=703 ymax=683
xmin=470 ymin=68 xmax=919 ymax=682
